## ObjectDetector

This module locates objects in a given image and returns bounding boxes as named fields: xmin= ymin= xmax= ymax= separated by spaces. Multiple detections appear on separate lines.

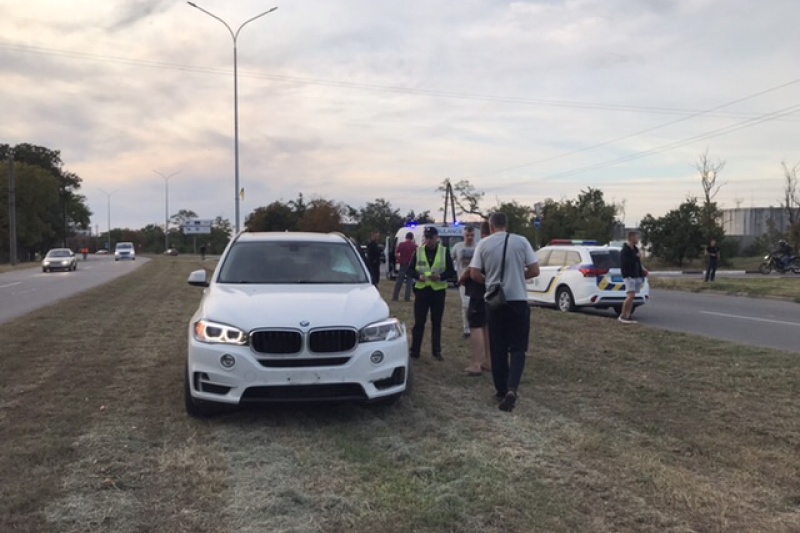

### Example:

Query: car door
xmin=528 ymin=248 xmax=565 ymax=305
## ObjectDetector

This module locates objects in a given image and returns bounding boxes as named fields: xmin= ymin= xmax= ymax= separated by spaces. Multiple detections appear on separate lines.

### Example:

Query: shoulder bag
xmin=484 ymin=233 xmax=510 ymax=311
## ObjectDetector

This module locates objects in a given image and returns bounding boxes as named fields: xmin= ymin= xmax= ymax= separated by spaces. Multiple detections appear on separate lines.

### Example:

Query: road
xmin=582 ymin=288 xmax=799 ymax=353
xmin=0 ymin=255 xmax=148 ymax=325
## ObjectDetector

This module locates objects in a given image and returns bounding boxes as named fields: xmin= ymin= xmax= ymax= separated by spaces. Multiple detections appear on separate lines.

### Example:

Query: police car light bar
xmin=549 ymin=239 xmax=599 ymax=245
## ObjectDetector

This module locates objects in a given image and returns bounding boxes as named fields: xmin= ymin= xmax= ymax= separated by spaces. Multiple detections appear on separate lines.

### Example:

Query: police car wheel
xmin=556 ymin=287 xmax=576 ymax=313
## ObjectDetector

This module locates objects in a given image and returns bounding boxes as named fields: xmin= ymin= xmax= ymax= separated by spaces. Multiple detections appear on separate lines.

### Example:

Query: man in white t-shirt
xmin=469 ymin=212 xmax=539 ymax=412
xmin=450 ymin=226 xmax=476 ymax=338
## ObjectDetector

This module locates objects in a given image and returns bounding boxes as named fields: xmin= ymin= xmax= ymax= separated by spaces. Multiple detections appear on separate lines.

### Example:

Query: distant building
xmin=720 ymin=207 xmax=790 ymax=248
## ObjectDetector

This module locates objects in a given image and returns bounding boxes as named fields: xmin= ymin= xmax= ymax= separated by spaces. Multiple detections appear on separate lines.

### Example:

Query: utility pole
xmin=8 ymin=147 xmax=17 ymax=265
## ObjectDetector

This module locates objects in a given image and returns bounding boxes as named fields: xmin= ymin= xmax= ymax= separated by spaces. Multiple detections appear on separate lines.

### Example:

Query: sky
xmin=1 ymin=0 xmax=799 ymax=233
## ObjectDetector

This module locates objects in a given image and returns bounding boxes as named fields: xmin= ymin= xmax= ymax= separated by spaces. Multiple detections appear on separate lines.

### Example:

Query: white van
xmin=114 ymin=242 xmax=136 ymax=261
xmin=386 ymin=223 xmax=480 ymax=279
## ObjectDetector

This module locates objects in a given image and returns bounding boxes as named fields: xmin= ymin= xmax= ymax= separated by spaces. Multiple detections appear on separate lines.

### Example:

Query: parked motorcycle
xmin=758 ymin=252 xmax=800 ymax=274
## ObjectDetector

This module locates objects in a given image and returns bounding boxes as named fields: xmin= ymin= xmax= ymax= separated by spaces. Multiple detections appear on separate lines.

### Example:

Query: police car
xmin=526 ymin=240 xmax=649 ymax=315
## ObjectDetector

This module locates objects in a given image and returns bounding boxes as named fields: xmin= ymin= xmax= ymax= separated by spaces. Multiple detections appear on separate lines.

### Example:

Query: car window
xmin=565 ymin=251 xmax=582 ymax=266
xmin=218 ymin=241 xmax=369 ymax=284
xmin=116 ymin=243 xmax=133 ymax=250
xmin=590 ymin=250 xmax=621 ymax=270
xmin=47 ymin=250 xmax=71 ymax=258
xmin=535 ymin=249 xmax=551 ymax=265
xmin=546 ymin=249 xmax=567 ymax=267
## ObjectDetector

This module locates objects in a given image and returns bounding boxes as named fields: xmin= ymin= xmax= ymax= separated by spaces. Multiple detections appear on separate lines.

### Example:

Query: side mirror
xmin=187 ymin=269 xmax=209 ymax=287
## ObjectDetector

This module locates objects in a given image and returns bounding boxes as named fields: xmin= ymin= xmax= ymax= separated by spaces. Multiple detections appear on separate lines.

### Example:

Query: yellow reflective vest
xmin=414 ymin=244 xmax=448 ymax=291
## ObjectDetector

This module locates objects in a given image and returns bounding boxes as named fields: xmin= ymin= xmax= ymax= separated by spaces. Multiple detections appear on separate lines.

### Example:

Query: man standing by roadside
xmin=366 ymin=231 xmax=382 ymax=286
xmin=392 ymin=232 xmax=417 ymax=302
xmin=619 ymin=231 xmax=645 ymax=324
xmin=407 ymin=226 xmax=456 ymax=361
xmin=451 ymin=226 xmax=477 ymax=338
xmin=704 ymin=238 xmax=720 ymax=282
xmin=461 ymin=221 xmax=492 ymax=376
xmin=470 ymin=213 xmax=539 ymax=412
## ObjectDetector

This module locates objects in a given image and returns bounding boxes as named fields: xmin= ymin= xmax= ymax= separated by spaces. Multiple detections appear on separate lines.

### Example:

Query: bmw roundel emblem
xmin=300 ymin=320 xmax=310 ymax=327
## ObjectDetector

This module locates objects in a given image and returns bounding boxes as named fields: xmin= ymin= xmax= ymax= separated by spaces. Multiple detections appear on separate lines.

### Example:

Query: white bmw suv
xmin=184 ymin=232 xmax=410 ymax=417
xmin=526 ymin=240 xmax=649 ymax=315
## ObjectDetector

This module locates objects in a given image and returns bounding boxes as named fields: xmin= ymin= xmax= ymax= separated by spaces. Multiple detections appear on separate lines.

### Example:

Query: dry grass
xmin=650 ymin=275 xmax=800 ymax=302
xmin=1 ymin=258 xmax=799 ymax=532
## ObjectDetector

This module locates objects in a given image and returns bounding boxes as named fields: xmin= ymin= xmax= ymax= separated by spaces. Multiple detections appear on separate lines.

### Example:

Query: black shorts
xmin=467 ymin=297 xmax=486 ymax=328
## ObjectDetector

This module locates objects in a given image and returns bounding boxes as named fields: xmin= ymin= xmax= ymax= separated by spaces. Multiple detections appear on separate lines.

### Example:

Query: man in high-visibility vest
xmin=406 ymin=226 xmax=456 ymax=360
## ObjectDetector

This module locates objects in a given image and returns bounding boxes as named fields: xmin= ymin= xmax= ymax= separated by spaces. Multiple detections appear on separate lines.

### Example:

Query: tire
xmin=42 ymin=267 xmax=47 ymax=273
xmin=612 ymin=306 xmax=622 ymax=316
xmin=556 ymin=286 xmax=576 ymax=313
xmin=184 ymin=367 xmax=221 ymax=418
xmin=758 ymin=262 xmax=771 ymax=275
xmin=791 ymin=257 xmax=800 ymax=274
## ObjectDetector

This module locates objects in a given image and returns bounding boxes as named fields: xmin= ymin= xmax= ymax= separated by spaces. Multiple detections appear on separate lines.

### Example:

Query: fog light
xmin=220 ymin=354 xmax=236 ymax=369
xmin=370 ymin=351 xmax=384 ymax=364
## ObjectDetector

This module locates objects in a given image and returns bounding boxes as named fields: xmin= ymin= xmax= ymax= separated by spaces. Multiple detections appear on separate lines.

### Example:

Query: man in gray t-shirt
xmin=469 ymin=212 xmax=539 ymax=412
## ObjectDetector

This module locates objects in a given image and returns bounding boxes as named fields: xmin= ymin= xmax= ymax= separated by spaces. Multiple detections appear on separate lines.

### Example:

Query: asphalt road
xmin=583 ymin=288 xmax=799 ymax=353
xmin=0 ymin=255 xmax=148 ymax=325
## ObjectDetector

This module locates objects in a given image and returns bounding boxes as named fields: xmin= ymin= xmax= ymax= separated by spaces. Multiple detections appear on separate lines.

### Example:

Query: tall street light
xmin=7 ymin=147 xmax=17 ymax=265
xmin=153 ymin=170 xmax=181 ymax=251
xmin=187 ymin=2 xmax=278 ymax=234
xmin=98 ymin=188 xmax=118 ymax=252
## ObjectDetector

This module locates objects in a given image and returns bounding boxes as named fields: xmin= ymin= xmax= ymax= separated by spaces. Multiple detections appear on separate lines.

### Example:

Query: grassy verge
xmin=650 ymin=275 xmax=800 ymax=302
xmin=645 ymin=256 xmax=765 ymax=272
xmin=1 ymin=258 xmax=799 ymax=532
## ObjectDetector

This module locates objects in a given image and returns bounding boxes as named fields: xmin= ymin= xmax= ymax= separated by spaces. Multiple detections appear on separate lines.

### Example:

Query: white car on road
xmin=184 ymin=232 xmax=410 ymax=417
xmin=527 ymin=240 xmax=649 ymax=315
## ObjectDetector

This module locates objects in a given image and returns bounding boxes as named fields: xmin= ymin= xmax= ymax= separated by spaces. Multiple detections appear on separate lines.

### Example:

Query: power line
xmin=475 ymin=78 xmax=800 ymax=178
xmin=483 ymin=102 xmax=800 ymax=191
xmin=1 ymin=40 xmax=797 ymax=121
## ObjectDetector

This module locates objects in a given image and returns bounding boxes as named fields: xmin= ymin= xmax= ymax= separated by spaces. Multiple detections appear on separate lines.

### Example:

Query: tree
xmin=403 ymin=210 xmax=434 ymax=225
xmin=779 ymin=161 xmax=800 ymax=250
xmin=297 ymin=197 xmax=344 ymax=233
xmin=354 ymin=198 xmax=403 ymax=242
xmin=694 ymin=149 xmax=726 ymax=243
xmin=494 ymin=200 xmax=535 ymax=244
xmin=0 ymin=143 xmax=92 ymax=256
xmin=436 ymin=179 xmax=487 ymax=220
xmin=245 ymin=201 xmax=298 ymax=232
xmin=639 ymin=198 xmax=704 ymax=266
xmin=536 ymin=188 xmax=620 ymax=245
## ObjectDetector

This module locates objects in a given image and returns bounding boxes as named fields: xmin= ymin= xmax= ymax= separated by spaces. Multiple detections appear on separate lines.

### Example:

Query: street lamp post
xmin=153 ymin=170 xmax=181 ymax=251
xmin=7 ymin=147 xmax=17 ymax=265
xmin=187 ymin=2 xmax=278 ymax=234
xmin=98 ymin=189 xmax=118 ymax=251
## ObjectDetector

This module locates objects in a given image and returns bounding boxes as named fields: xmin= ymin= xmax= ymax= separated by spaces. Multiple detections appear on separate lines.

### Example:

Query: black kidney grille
xmin=250 ymin=330 xmax=302 ymax=354
xmin=309 ymin=329 xmax=357 ymax=353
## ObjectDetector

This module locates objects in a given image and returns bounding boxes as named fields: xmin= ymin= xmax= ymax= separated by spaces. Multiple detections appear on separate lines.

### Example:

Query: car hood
xmin=196 ymin=283 xmax=389 ymax=331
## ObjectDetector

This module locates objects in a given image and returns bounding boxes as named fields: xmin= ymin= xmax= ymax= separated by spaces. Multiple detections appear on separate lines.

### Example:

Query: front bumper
xmin=187 ymin=333 xmax=409 ymax=405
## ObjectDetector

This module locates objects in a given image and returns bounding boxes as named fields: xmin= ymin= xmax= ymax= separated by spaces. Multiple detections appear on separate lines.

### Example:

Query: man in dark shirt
xmin=705 ymin=239 xmax=720 ymax=282
xmin=406 ymin=226 xmax=456 ymax=361
xmin=392 ymin=232 xmax=417 ymax=302
xmin=365 ymin=232 xmax=382 ymax=286
xmin=619 ymin=231 xmax=645 ymax=324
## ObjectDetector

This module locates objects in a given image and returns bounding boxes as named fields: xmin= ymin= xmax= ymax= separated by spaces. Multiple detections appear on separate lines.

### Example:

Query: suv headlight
xmin=359 ymin=318 xmax=404 ymax=343
xmin=193 ymin=319 xmax=248 ymax=345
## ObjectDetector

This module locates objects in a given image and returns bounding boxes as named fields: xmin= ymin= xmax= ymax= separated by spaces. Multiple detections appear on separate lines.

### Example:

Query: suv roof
xmin=237 ymin=232 xmax=349 ymax=244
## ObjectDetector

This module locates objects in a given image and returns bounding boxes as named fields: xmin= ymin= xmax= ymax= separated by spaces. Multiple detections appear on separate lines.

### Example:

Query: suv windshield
xmin=589 ymin=250 xmax=621 ymax=271
xmin=218 ymin=241 xmax=369 ymax=284
xmin=116 ymin=243 xmax=133 ymax=250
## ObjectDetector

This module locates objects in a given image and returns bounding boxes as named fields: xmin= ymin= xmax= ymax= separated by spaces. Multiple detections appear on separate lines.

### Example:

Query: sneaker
xmin=618 ymin=316 xmax=633 ymax=324
xmin=433 ymin=354 xmax=444 ymax=361
xmin=463 ymin=332 xmax=471 ymax=339
xmin=499 ymin=391 xmax=517 ymax=412
xmin=409 ymin=352 xmax=420 ymax=359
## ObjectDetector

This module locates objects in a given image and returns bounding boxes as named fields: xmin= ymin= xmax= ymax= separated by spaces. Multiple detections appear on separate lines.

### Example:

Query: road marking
xmin=0 ymin=282 xmax=22 ymax=289
xmin=700 ymin=311 xmax=800 ymax=327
